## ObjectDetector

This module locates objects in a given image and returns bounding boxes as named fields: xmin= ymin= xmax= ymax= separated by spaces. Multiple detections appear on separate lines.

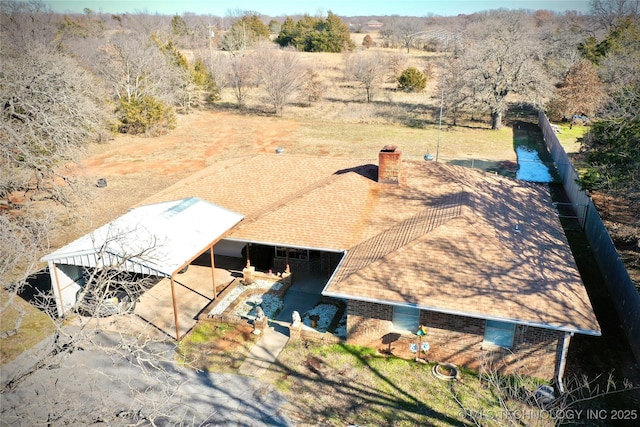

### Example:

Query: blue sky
xmin=43 ymin=1 xmax=592 ymax=16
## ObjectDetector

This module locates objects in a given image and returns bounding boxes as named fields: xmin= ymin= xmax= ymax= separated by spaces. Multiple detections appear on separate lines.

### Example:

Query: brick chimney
xmin=378 ymin=145 xmax=402 ymax=184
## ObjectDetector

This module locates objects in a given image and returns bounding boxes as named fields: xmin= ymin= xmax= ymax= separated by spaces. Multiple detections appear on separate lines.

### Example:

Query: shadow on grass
xmin=264 ymin=340 xmax=475 ymax=426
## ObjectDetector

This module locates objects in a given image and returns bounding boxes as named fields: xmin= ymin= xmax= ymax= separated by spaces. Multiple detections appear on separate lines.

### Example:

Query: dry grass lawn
xmin=177 ymin=321 xmax=260 ymax=372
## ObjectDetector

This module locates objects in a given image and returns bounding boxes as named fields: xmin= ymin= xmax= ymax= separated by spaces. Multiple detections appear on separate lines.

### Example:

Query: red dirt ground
xmin=51 ymin=110 xmax=300 ymax=246
xmin=81 ymin=110 xmax=300 ymax=177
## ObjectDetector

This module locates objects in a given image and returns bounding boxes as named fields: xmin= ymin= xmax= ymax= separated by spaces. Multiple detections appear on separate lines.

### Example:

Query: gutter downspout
xmin=557 ymin=331 xmax=573 ymax=394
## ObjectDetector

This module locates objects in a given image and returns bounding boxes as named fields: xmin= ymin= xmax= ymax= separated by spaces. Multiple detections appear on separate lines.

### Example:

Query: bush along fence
xmin=538 ymin=110 xmax=640 ymax=366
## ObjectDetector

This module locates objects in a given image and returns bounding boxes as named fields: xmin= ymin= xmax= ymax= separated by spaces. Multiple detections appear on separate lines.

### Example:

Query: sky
xmin=43 ymin=0 xmax=593 ymax=17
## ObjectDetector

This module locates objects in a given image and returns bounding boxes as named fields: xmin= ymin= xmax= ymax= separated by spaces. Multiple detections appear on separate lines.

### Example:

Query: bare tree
xmin=591 ymin=0 xmax=640 ymax=31
xmin=438 ymin=55 xmax=483 ymax=126
xmin=379 ymin=17 xmax=426 ymax=52
xmin=540 ymin=21 xmax=590 ymax=82
xmin=345 ymin=51 xmax=389 ymax=103
xmin=227 ymin=52 xmax=255 ymax=108
xmin=1 ymin=44 xmax=107 ymax=205
xmin=205 ymin=50 xmax=232 ymax=94
xmin=460 ymin=12 xmax=552 ymax=129
xmin=252 ymin=44 xmax=304 ymax=116
xmin=0 ymin=0 xmax=59 ymax=50
xmin=396 ymin=18 xmax=426 ymax=53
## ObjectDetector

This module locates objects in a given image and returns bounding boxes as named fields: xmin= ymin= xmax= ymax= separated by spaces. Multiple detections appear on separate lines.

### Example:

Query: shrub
xmin=397 ymin=67 xmax=427 ymax=92
xmin=116 ymin=96 xmax=176 ymax=136
xmin=362 ymin=34 xmax=374 ymax=49
xmin=299 ymin=68 xmax=323 ymax=104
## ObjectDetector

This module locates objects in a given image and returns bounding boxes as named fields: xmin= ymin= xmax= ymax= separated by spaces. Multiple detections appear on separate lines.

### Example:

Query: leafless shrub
xmin=344 ymin=51 xmax=389 ymax=103
xmin=450 ymin=349 xmax=638 ymax=427
xmin=298 ymin=67 xmax=325 ymax=105
xmin=252 ymin=44 xmax=305 ymax=115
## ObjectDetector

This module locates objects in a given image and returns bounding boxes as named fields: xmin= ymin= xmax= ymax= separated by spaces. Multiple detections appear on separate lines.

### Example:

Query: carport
xmin=41 ymin=197 xmax=244 ymax=339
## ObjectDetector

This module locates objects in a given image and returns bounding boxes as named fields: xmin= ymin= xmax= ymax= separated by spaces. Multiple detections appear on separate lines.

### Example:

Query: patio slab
xmin=135 ymin=265 xmax=236 ymax=338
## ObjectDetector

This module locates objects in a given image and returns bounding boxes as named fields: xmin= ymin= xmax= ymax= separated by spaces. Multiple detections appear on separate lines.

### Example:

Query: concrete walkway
xmin=238 ymin=322 xmax=289 ymax=377
xmin=239 ymin=272 xmax=328 ymax=377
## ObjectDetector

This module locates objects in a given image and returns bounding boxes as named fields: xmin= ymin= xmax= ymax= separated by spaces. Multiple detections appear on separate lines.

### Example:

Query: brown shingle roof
xmin=141 ymin=153 xmax=600 ymax=335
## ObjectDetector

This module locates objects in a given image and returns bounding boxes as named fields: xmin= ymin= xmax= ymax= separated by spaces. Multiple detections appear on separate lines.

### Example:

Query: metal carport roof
xmin=42 ymin=197 xmax=244 ymax=337
xmin=42 ymin=197 xmax=244 ymax=276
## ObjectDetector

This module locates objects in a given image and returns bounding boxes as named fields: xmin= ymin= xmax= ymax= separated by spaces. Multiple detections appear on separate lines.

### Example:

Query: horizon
xmin=43 ymin=0 xmax=593 ymax=17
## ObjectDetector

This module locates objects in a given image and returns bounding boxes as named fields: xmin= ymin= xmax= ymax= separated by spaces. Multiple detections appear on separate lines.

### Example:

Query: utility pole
xmin=411 ymin=30 xmax=461 ymax=163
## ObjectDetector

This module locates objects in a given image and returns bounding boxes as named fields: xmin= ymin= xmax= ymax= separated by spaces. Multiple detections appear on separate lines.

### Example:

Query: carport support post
xmin=210 ymin=246 xmax=216 ymax=299
xmin=170 ymin=275 xmax=181 ymax=340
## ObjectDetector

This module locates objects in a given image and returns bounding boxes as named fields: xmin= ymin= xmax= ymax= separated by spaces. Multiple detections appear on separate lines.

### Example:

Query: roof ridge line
xmin=238 ymin=170 xmax=349 ymax=225
xmin=332 ymin=191 xmax=469 ymax=283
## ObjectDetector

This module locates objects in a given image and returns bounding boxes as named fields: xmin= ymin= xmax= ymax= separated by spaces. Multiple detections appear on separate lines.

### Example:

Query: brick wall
xmin=345 ymin=300 xmax=565 ymax=380
xmin=273 ymin=257 xmax=321 ymax=274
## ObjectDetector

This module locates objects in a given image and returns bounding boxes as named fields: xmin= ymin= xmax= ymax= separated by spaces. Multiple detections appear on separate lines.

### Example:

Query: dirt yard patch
xmin=591 ymin=192 xmax=640 ymax=288
xmin=51 ymin=110 xmax=300 ymax=246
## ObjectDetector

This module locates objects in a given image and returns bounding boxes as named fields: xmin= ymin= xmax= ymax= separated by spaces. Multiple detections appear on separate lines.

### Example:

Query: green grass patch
xmin=262 ymin=340 xmax=537 ymax=427
xmin=0 ymin=289 xmax=56 ymax=364
xmin=553 ymin=123 xmax=589 ymax=154
xmin=177 ymin=321 xmax=258 ymax=372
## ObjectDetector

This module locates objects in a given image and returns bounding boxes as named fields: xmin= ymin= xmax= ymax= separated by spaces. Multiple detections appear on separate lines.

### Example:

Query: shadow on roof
xmin=334 ymin=163 xmax=378 ymax=181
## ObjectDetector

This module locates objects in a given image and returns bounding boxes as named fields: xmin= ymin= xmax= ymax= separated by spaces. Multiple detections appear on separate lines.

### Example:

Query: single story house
xmin=136 ymin=146 xmax=600 ymax=382
xmin=42 ymin=146 xmax=600 ymax=383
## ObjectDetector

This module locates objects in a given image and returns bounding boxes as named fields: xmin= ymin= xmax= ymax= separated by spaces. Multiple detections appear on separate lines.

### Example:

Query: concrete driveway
xmin=1 ymin=329 xmax=295 ymax=426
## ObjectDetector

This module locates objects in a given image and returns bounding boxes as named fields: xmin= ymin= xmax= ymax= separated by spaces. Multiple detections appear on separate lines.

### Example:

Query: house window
xmin=275 ymin=247 xmax=308 ymax=260
xmin=484 ymin=320 xmax=516 ymax=348
xmin=275 ymin=247 xmax=321 ymax=261
xmin=392 ymin=305 xmax=420 ymax=332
